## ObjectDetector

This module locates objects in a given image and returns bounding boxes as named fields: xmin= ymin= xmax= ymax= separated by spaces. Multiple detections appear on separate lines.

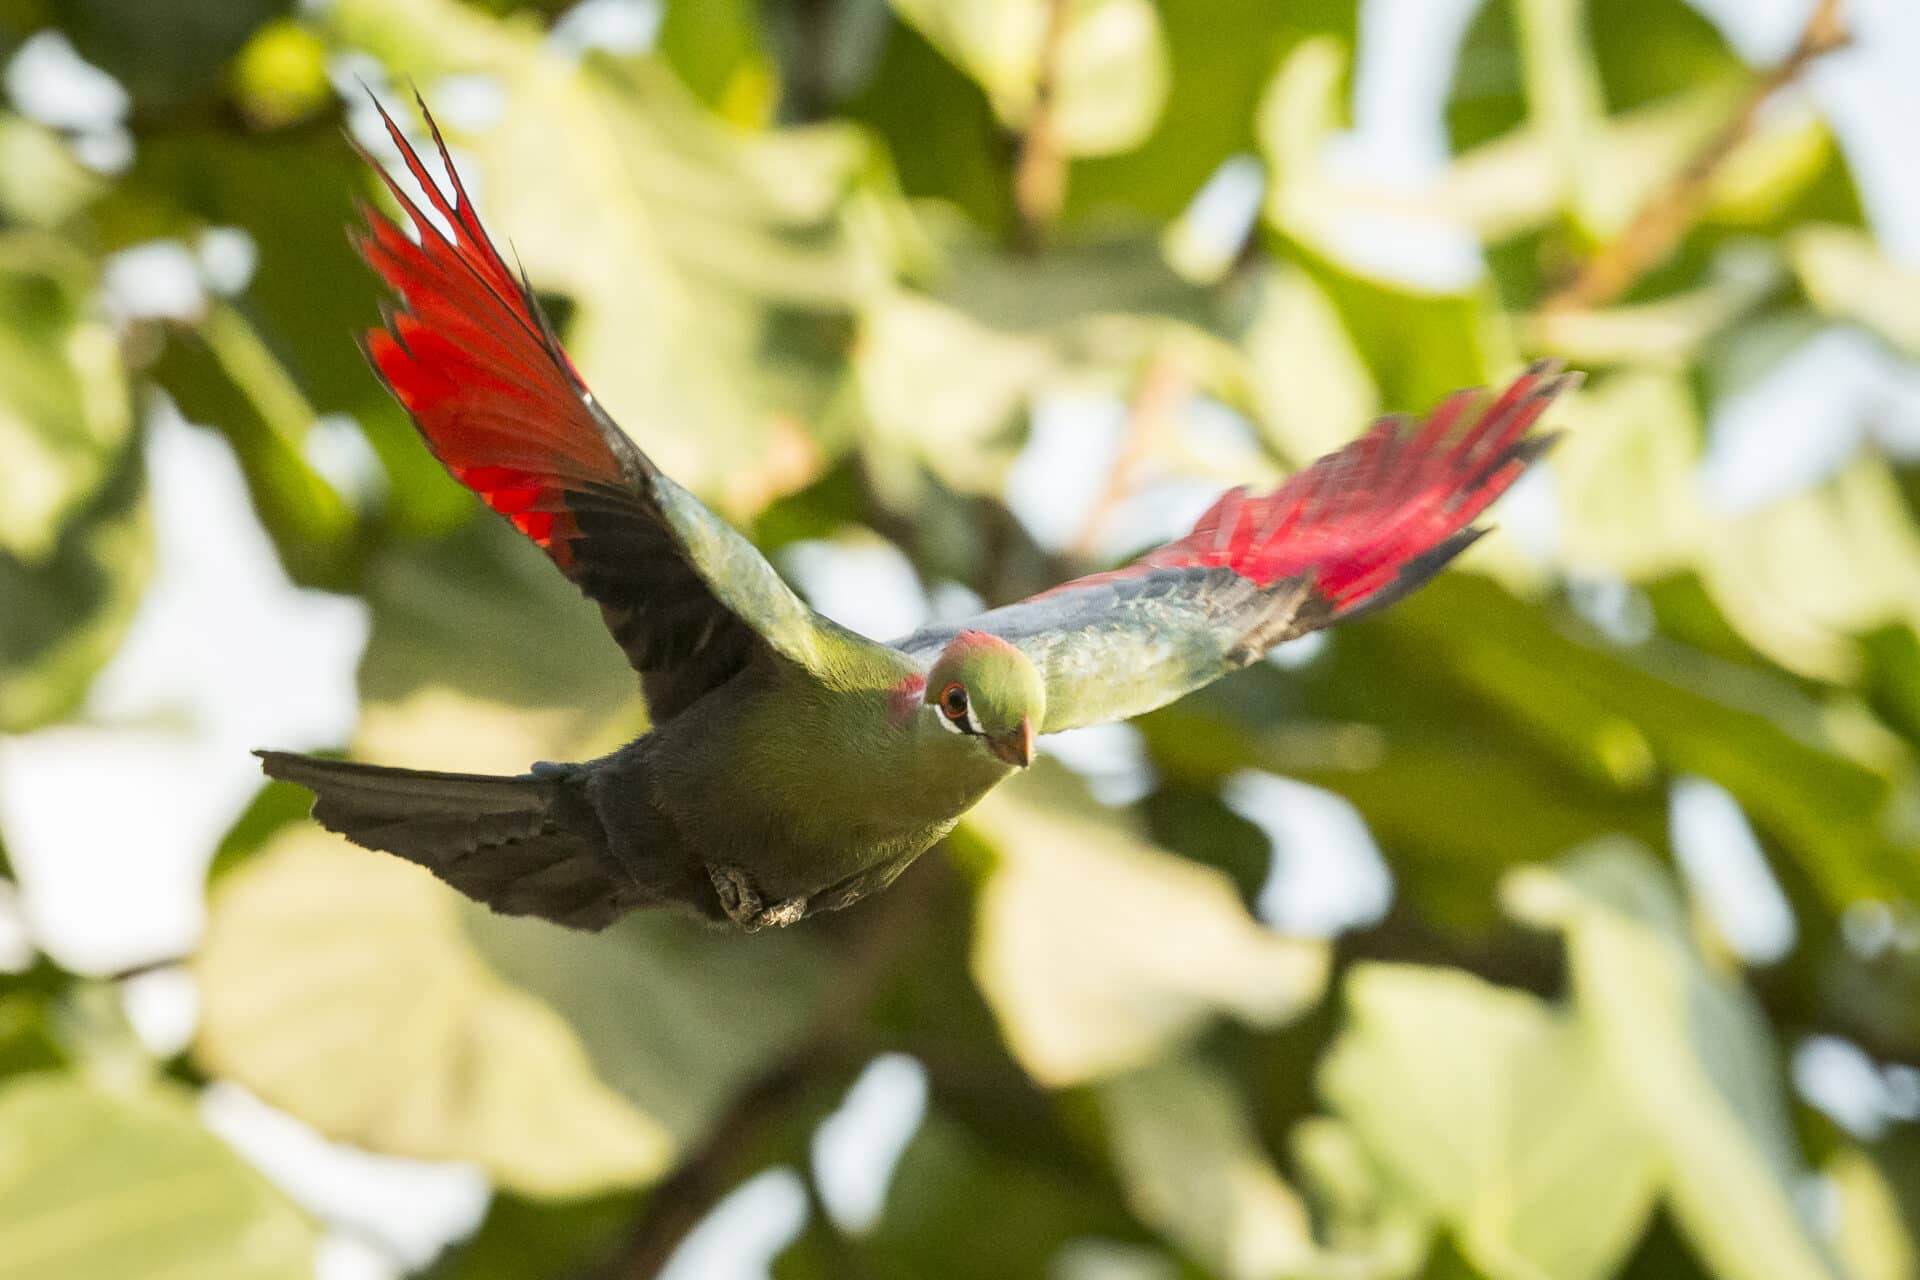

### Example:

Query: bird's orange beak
xmin=989 ymin=717 xmax=1036 ymax=768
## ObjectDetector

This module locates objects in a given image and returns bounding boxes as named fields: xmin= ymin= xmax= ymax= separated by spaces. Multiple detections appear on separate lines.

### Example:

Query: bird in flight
xmin=259 ymin=98 xmax=1577 ymax=932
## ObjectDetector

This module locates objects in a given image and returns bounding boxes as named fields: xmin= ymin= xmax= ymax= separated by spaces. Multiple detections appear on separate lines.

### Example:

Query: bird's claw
xmin=707 ymin=865 xmax=807 ymax=931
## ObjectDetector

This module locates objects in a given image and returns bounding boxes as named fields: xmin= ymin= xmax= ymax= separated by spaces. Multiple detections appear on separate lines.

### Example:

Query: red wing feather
xmin=351 ymin=94 xmax=629 ymax=570
xmin=1075 ymin=361 xmax=1575 ymax=614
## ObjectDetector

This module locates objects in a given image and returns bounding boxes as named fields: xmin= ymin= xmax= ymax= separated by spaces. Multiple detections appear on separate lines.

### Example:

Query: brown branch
xmin=1066 ymin=350 xmax=1194 ymax=561
xmin=1542 ymin=0 xmax=1851 ymax=313
xmin=591 ymin=858 xmax=949 ymax=1279
xmin=1012 ymin=0 xmax=1073 ymax=251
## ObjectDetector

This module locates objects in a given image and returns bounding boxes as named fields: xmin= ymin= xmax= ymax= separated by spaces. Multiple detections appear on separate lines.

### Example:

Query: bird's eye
xmin=939 ymin=682 xmax=971 ymax=725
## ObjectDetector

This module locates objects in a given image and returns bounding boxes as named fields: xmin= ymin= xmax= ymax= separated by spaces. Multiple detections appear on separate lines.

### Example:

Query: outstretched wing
xmin=354 ymin=96 xmax=858 ymax=720
xmin=896 ymin=363 xmax=1577 ymax=732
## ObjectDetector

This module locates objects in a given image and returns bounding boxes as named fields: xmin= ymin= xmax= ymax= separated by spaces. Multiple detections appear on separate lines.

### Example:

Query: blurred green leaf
xmin=1701 ymin=456 xmax=1920 ymax=682
xmin=356 ymin=515 xmax=643 ymax=728
xmin=885 ymin=0 xmax=1169 ymax=157
xmin=1069 ymin=0 xmax=1356 ymax=224
xmin=1322 ymin=965 xmax=1658 ymax=1280
xmin=106 ymin=122 xmax=475 ymax=536
xmin=1097 ymin=1053 xmax=1323 ymax=1279
xmin=966 ymin=765 xmax=1327 ymax=1087
xmin=1242 ymin=262 xmax=1379 ymax=461
xmin=0 ymin=114 xmax=103 ymax=228
xmin=150 ymin=301 xmax=360 ymax=588
xmin=0 ymin=235 xmax=131 ymax=563
xmin=461 ymin=905 xmax=831 ymax=1151
xmin=0 ymin=430 xmax=147 ymax=733
xmin=1391 ymin=578 xmax=1920 ymax=910
xmin=658 ymin=0 xmax=777 ymax=125
xmin=856 ymin=1107 xmax=1138 ymax=1280
xmin=1550 ymin=369 xmax=1705 ymax=578
xmin=1792 ymin=224 xmax=1920 ymax=358
xmin=193 ymin=830 xmax=675 ymax=1198
xmin=0 ymin=1074 xmax=315 ymax=1279
xmin=0 ymin=993 xmax=63 ymax=1077
xmin=1505 ymin=842 xmax=1845 ymax=1280
xmin=1827 ymin=1147 xmax=1918 ymax=1280
xmin=429 ymin=1188 xmax=638 ymax=1280
xmin=1254 ymin=37 xmax=1508 ymax=407
xmin=845 ymin=18 xmax=1018 ymax=236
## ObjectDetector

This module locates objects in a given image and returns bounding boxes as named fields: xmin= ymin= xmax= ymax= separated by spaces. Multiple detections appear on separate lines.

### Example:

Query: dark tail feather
xmin=254 ymin=751 xmax=636 ymax=929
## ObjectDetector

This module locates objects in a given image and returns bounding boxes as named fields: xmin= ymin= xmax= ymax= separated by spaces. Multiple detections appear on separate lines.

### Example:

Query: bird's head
xmin=925 ymin=631 xmax=1045 ymax=768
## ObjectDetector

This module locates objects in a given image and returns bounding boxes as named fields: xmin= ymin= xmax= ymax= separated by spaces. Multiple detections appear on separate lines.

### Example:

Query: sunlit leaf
xmin=658 ymin=0 xmax=777 ymax=125
xmin=967 ymin=765 xmax=1327 ymax=1086
xmin=1702 ymin=456 xmax=1920 ymax=682
xmin=1322 ymin=965 xmax=1658 ymax=1280
xmin=0 ymin=114 xmax=103 ymax=228
xmin=1242 ymin=261 xmax=1379 ymax=461
xmin=1069 ymin=0 xmax=1356 ymax=223
xmin=885 ymin=0 xmax=1170 ymax=156
xmin=1097 ymin=1053 xmax=1322 ymax=1279
xmin=1505 ymin=842 xmax=1844 ymax=1280
xmin=1550 ymin=369 xmax=1706 ymax=578
xmin=0 ymin=1074 xmax=315 ymax=1279
xmin=1792 ymin=224 xmax=1920 ymax=358
xmin=194 ymin=830 xmax=675 ymax=1197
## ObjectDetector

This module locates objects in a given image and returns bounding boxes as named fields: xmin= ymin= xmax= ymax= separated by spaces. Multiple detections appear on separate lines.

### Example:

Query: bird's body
xmin=260 ymin=99 xmax=1579 ymax=931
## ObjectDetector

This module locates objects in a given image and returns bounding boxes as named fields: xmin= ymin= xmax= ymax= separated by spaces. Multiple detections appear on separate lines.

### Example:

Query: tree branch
xmin=1542 ymin=0 xmax=1851 ymax=313
xmin=1012 ymin=0 xmax=1074 ymax=251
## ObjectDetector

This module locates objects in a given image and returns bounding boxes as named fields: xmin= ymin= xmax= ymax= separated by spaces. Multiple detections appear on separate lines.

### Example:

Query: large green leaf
xmin=1318 ymin=845 xmax=1856 ymax=1280
xmin=1321 ymin=966 xmax=1658 ymax=1280
xmin=1505 ymin=843 xmax=1845 ymax=1280
xmin=460 ymin=904 xmax=830 ymax=1151
xmin=1097 ymin=1054 xmax=1326 ymax=1279
xmin=0 ymin=1074 xmax=315 ymax=1279
xmin=194 ymin=830 xmax=675 ymax=1198
xmin=966 ymin=765 xmax=1327 ymax=1087
xmin=1385 ymin=578 xmax=1920 ymax=910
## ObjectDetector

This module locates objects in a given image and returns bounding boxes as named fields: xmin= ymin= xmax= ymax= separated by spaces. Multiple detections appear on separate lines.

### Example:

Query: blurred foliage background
xmin=2 ymin=0 xmax=1919 ymax=1276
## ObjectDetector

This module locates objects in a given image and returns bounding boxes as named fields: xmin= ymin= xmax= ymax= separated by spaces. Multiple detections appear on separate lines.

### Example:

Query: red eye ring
xmin=939 ymin=681 xmax=969 ymax=721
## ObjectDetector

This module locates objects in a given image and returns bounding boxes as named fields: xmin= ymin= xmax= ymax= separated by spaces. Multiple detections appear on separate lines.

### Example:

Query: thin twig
xmin=1067 ymin=350 xmax=1194 ymax=561
xmin=1012 ymin=0 xmax=1074 ymax=251
xmin=1542 ymin=0 xmax=1851 ymax=313
xmin=592 ymin=858 xmax=948 ymax=1279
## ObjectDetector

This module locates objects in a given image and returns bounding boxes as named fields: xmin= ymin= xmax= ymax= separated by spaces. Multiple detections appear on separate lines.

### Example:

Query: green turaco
xmin=258 ymin=100 xmax=1580 ymax=931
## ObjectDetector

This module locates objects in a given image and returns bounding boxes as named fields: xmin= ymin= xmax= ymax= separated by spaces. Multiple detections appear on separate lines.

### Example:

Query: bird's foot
xmin=707 ymin=865 xmax=808 ymax=931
